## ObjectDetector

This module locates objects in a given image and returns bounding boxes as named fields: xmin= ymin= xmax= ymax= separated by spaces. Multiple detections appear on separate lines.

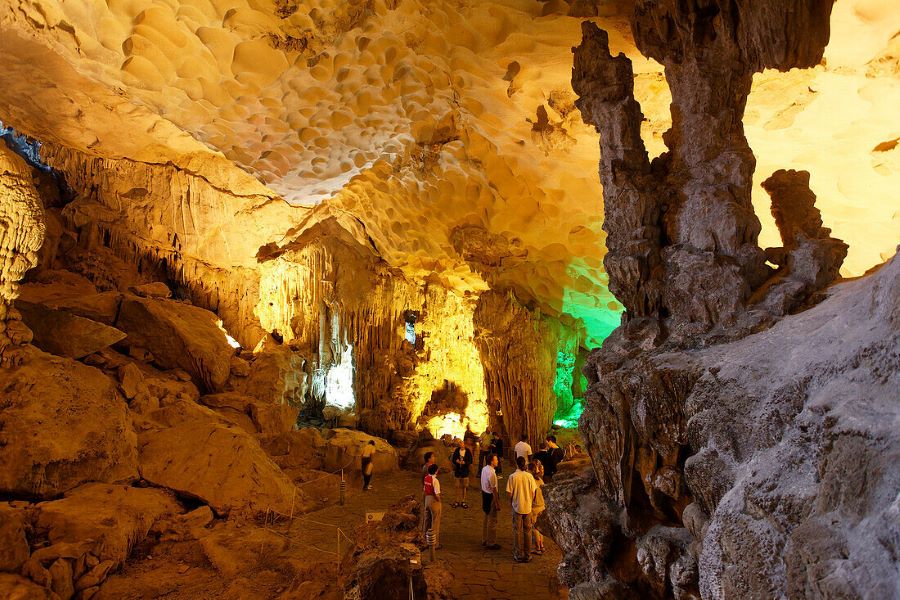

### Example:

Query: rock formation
xmin=543 ymin=2 xmax=899 ymax=598
xmin=0 ymin=143 xmax=45 ymax=367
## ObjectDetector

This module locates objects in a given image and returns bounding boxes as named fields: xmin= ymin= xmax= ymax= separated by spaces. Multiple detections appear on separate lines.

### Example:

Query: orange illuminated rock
xmin=116 ymin=296 xmax=234 ymax=393
xmin=0 ymin=348 xmax=138 ymax=497
xmin=138 ymin=413 xmax=306 ymax=517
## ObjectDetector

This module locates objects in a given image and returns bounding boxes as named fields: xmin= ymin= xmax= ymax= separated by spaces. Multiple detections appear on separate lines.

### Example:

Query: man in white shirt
xmin=480 ymin=454 xmax=501 ymax=549
xmin=506 ymin=456 xmax=537 ymax=562
xmin=514 ymin=435 xmax=532 ymax=463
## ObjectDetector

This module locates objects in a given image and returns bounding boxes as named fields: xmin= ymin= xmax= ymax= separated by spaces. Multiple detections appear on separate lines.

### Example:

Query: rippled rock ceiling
xmin=2 ymin=0 xmax=898 ymax=342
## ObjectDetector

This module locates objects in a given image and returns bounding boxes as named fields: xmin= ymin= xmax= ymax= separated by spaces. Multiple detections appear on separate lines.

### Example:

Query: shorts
xmin=454 ymin=467 xmax=470 ymax=479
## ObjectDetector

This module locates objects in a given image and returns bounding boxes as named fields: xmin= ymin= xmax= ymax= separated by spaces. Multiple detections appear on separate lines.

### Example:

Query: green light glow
xmin=552 ymin=260 xmax=624 ymax=429
xmin=553 ymin=401 xmax=584 ymax=429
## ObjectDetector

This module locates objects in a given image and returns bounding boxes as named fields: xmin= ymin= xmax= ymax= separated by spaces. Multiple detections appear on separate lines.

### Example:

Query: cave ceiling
xmin=1 ymin=0 xmax=897 ymax=347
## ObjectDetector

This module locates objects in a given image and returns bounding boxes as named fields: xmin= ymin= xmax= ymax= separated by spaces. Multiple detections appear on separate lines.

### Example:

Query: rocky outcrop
xmin=323 ymin=428 xmax=398 ymax=474
xmin=116 ymin=295 xmax=235 ymax=393
xmin=138 ymin=402 xmax=306 ymax=517
xmin=0 ymin=347 xmax=138 ymax=498
xmin=0 ymin=505 xmax=29 ymax=572
xmin=0 ymin=143 xmax=45 ymax=367
xmin=548 ymin=2 xmax=899 ymax=597
xmin=16 ymin=300 xmax=126 ymax=359
xmin=200 ymin=391 xmax=299 ymax=435
xmin=25 ymin=484 xmax=180 ymax=597
xmin=340 ymin=496 xmax=451 ymax=600
xmin=686 ymin=254 xmax=900 ymax=599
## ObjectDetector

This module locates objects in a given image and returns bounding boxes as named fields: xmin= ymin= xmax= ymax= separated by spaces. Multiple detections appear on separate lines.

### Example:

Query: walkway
xmin=295 ymin=466 xmax=568 ymax=599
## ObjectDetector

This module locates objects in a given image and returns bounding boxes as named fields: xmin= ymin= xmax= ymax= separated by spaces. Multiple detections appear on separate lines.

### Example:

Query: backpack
xmin=424 ymin=474 xmax=436 ymax=496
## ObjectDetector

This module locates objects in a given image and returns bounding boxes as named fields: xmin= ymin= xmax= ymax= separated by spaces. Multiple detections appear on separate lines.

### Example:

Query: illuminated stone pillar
xmin=0 ymin=143 xmax=44 ymax=367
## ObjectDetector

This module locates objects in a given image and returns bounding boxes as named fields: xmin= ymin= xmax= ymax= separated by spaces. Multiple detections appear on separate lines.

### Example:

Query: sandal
xmin=451 ymin=502 xmax=459 ymax=508
xmin=461 ymin=502 xmax=469 ymax=509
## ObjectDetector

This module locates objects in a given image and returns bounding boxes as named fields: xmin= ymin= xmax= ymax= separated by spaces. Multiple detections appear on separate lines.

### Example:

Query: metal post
xmin=425 ymin=528 xmax=435 ymax=562
xmin=340 ymin=470 xmax=346 ymax=506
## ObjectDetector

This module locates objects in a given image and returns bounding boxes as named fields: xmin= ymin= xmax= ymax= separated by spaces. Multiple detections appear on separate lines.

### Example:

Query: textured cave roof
xmin=0 ymin=0 xmax=897 ymax=346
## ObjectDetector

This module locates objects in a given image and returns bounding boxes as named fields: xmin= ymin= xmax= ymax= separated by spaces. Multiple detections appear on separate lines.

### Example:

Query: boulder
xmin=229 ymin=354 xmax=251 ymax=377
xmin=323 ymin=429 xmax=398 ymax=473
xmin=128 ymin=282 xmax=172 ymax=299
xmin=116 ymin=363 xmax=143 ymax=400
xmin=0 ymin=573 xmax=56 ymax=600
xmin=29 ymin=484 xmax=179 ymax=594
xmin=200 ymin=392 xmax=298 ymax=435
xmin=16 ymin=291 xmax=122 ymax=326
xmin=231 ymin=336 xmax=306 ymax=404
xmin=198 ymin=392 xmax=259 ymax=434
xmin=0 ymin=348 xmax=138 ymax=497
xmin=16 ymin=271 xmax=97 ymax=304
xmin=0 ymin=505 xmax=30 ymax=572
xmin=115 ymin=296 xmax=234 ymax=392
xmin=138 ymin=412 xmax=308 ymax=517
xmin=259 ymin=428 xmax=327 ymax=472
xmin=16 ymin=301 xmax=126 ymax=359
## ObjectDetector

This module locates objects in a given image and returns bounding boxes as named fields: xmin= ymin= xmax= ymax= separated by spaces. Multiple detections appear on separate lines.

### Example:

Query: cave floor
xmin=300 ymin=466 xmax=568 ymax=599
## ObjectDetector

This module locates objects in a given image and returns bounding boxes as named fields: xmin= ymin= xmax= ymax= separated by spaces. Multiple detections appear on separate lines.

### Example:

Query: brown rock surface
xmin=0 ymin=348 xmax=138 ymax=498
xmin=138 ymin=411 xmax=306 ymax=517
xmin=323 ymin=429 xmax=398 ymax=474
xmin=28 ymin=483 xmax=180 ymax=595
xmin=0 ymin=573 xmax=56 ymax=600
xmin=0 ymin=504 xmax=30 ymax=572
xmin=16 ymin=300 xmax=126 ymax=359
xmin=200 ymin=392 xmax=298 ymax=435
xmin=115 ymin=295 xmax=234 ymax=393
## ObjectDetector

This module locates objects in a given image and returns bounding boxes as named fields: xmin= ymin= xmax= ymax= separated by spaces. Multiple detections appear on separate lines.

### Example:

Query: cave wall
xmin=37 ymin=140 xmax=576 ymax=444
xmin=255 ymin=219 xmax=581 ymax=444
xmin=39 ymin=143 xmax=300 ymax=349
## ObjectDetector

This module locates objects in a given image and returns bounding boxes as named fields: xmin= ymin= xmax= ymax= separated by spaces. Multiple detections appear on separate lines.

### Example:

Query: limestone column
xmin=0 ymin=143 xmax=45 ymax=366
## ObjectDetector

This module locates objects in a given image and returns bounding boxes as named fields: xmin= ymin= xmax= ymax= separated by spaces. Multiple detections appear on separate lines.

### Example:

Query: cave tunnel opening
xmin=418 ymin=380 xmax=471 ymax=439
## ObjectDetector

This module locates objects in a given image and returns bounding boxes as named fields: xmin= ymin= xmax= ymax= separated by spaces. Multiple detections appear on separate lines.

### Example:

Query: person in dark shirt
xmin=544 ymin=435 xmax=565 ymax=481
xmin=450 ymin=439 xmax=474 ymax=508
xmin=532 ymin=442 xmax=551 ymax=479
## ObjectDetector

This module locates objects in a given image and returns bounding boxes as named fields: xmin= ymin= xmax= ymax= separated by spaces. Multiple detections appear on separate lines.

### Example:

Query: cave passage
xmin=0 ymin=1 xmax=897 ymax=599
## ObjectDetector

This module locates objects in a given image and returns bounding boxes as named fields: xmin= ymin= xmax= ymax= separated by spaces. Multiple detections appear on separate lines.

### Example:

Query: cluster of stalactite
xmin=256 ymin=220 xmax=492 ymax=437
xmin=474 ymin=290 xmax=581 ymax=445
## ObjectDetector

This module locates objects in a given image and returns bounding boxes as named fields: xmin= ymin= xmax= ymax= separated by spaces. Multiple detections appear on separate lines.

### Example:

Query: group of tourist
xmin=420 ymin=431 xmax=566 ymax=563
